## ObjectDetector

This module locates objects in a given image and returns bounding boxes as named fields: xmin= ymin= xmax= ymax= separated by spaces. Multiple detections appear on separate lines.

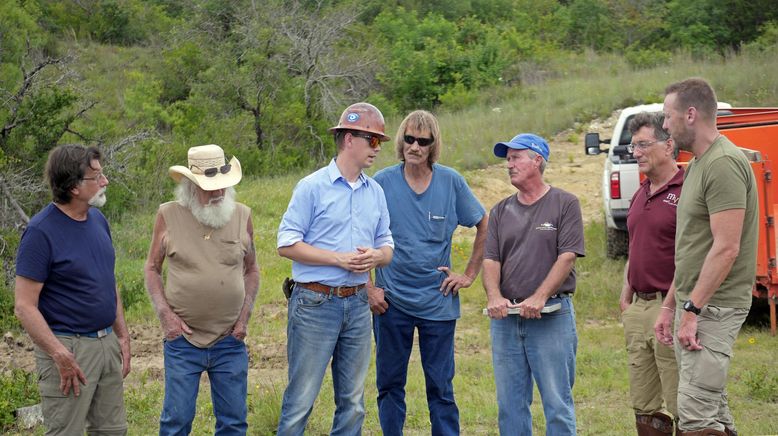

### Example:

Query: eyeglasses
xmin=350 ymin=132 xmax=381 ymax=149
xmin=626 ymin=140 xmax=663 ymax=153
xmin=82 ymin=172 xmax=107 ymax=182
xmin=404 ymin=135 xmax=434 ymax=147
xmin=190 ymin=163 xmax=232 ymax=177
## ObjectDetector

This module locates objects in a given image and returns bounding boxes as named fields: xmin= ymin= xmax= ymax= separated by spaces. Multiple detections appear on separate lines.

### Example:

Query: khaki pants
xmin=623 ymin=294 xmax=679 ymax=417
xmin=674 ymin=305 xmax=748 ymax=432
xmin=35 ymin=332 xmax=127 ymax=436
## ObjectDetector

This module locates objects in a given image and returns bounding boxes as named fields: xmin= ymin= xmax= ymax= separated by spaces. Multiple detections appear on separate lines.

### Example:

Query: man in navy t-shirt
xmin=14 ymin=144 xmax=130 ymax=435
xmin=371 ymin=110 xmax=487 ymax=435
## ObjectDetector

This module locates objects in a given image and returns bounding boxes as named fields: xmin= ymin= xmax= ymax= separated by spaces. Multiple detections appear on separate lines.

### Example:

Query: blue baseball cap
xmin=493 ymin=133 xmax=550 ymax=161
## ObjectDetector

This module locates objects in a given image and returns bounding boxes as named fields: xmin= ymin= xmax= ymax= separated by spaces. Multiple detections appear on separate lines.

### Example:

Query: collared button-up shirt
xmin=278 ymin=159 xmax=394 ymax=286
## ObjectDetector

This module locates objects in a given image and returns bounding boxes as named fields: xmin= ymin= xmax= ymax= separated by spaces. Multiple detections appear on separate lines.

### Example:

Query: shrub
xmin=625 ymin=47 xmax=672 ymax=70
xmin=743 ymin=365 xmax=778 ymax=402
xmin=0 ymin=369 xmax=40 ymax=431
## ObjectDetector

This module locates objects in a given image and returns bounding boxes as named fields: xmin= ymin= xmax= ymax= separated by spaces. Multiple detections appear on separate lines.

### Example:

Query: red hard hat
xmin=329 ymin=102 xmax=391 ymax=141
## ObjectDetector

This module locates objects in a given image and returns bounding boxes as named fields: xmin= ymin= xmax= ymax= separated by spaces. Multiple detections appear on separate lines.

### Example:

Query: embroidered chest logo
xmin=663 ymin=192 xmax=679 ymax=207
xmin=536 ymin=222 xmax=557 ymax=231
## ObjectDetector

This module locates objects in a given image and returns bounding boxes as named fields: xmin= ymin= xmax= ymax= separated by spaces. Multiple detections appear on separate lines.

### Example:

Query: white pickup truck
xmin=584 ymin=102 xmax=731 ymax=258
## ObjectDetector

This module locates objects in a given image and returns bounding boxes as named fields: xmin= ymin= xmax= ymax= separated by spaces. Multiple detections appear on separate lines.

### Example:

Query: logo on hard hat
xmin=346 ymin=113 xmax=360 ymax=123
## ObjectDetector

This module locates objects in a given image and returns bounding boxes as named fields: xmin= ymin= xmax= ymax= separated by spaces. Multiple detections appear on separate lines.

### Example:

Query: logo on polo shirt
xmin=536 ymin=222 xmax=557 ymax=231
xmin=663 ymin=192 xmax=679 ymax=207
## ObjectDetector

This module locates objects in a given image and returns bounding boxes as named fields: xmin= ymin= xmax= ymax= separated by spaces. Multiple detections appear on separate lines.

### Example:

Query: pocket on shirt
xmin=427 ymin=214 xmax=447 ymax=242
xmin=218 ymin=239 xmax=243 ymax=266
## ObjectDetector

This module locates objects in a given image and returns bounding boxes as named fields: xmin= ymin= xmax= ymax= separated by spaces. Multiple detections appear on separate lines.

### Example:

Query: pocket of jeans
xmin=296 ymin=287 xmax=327 ymax=307
xmin=357 ymin=287 xmax=368 ymax=304
xmin=163 ymin=334 xmax=184 ymax=343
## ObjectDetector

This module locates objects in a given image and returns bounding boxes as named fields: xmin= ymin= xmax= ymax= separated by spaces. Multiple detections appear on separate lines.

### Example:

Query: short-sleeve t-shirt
xmin=15 ymin=203 xmax=117 ymax=332
xmin=374 ymin=163 xmax=485 ymax=320
xmin=484 ymin=187 xmax=585 ymax=300
xmin=674 ymin=136 xmax=758 ymax=308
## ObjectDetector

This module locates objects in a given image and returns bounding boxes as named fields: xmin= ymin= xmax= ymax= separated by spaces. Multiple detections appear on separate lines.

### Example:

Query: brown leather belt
xmin=299 ymin=282 xmax=365 ymax=298
xmin=635 ymin=291 xmax=663 ymax=301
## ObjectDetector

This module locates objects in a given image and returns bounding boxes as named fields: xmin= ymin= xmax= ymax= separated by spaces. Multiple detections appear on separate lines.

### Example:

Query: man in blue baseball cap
xmin=483 ymin=132 xmax=585 ymax=435
xmin=493 ymin=133 xmax=550 ymax=161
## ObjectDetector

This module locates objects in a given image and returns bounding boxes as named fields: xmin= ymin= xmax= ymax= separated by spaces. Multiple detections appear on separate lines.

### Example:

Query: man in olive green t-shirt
xmin=655 ymin=78 xmax=758 ymax=436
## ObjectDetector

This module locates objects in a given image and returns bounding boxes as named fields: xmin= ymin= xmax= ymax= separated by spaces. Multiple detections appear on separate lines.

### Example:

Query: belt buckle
xmin=97 ymin=328 xmax=108 ymax=338
xmin=334 ymin=286 xmax=349 ymax=297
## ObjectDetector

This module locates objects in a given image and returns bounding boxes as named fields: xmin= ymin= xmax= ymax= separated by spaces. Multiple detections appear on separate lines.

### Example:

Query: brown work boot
xmin=677 ymin=429 xmax=727 ymax=436
xmin=636 ymin=412 xmax=674 ymax=435
xmin=723 ymin=427 xmax=737 ymax=436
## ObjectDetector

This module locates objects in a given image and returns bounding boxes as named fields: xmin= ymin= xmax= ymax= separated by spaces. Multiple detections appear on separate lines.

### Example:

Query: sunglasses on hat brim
xmin=190 ymin=163 xmax=232 ymax=177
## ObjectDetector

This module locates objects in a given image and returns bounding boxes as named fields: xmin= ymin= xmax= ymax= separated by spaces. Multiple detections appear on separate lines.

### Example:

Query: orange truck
xmin=679 ymin=108 xmax=778 ymax=334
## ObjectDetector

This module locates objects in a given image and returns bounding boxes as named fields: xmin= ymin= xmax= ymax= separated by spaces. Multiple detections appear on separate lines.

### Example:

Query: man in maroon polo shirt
xmin=619 ymin=112 xmax=682 ymax=435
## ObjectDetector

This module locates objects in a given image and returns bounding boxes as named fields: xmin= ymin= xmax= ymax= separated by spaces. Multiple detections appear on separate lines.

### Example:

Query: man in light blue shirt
xmin=371 ymin=110 xmax=487 ymax=435
xmin=276 ymin=102 xmax=394 ymax=436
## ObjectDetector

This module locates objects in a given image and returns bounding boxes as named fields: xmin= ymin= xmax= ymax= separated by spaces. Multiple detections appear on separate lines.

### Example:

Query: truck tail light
xmin=610 ymin=171 xmax=621 ymax=199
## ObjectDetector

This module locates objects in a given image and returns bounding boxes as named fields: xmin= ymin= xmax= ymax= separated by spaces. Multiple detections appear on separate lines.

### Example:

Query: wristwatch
xmin=682 ymin=299 xmax=701 ymax=315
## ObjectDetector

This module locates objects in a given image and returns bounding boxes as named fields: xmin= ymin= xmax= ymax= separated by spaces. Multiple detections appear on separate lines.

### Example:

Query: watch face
xmin=683 ymin=300 xmax=699 ymax=314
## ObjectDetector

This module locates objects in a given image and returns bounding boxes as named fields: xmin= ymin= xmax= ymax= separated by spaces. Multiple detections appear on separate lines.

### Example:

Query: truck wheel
xmin=606 ymin=227 xmax=629 ymax=259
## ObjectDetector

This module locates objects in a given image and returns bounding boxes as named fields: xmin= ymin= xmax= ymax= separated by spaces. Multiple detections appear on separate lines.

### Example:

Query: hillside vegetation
xmin=2 ymin=1 xmax=778 ymax=433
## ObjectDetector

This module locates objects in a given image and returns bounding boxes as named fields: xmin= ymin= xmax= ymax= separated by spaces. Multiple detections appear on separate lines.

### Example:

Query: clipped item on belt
xmin=482 ymin=302 xmax=562 ymax=316
xmin=282 ymin=277 xmax=295 ymax=300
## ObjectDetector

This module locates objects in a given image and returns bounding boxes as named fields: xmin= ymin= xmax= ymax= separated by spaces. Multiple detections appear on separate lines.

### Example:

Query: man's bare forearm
xmin=533 ymin=252 xmax=576 ymax=299
xmin=464 ymin=215 xmax=488 ymax=280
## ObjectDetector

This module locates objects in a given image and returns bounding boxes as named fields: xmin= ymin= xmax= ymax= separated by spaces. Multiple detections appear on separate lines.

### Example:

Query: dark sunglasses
xmin=190 ymin=163 xmax=232 ymax=177
xmin=351 ymin=132 xmax=381 ymax=149
xmin=404 ymin=135 xmax=434 ymax=147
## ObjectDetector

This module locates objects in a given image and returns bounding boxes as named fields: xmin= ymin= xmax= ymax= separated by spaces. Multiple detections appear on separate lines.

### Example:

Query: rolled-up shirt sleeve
xmin=277 ymin=180 xmax=313 ymax=248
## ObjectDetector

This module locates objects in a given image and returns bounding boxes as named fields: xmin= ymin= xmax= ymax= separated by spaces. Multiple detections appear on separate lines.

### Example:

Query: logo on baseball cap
xmin=493 ymin=133 xmax=550 ymax=161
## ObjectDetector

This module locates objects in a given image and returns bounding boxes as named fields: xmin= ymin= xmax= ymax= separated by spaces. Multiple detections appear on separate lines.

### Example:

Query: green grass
xmin=12 ymin=173 xmax=778 ymax=435
xmin=6 ymin=46 xmax=778 ymax=434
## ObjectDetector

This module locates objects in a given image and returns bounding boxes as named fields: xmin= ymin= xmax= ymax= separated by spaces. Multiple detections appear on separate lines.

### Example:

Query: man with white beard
xmin=145 ymin=144 xmax=260 ymax=435
xmin=15 ymin=144 xmax=131 ymax=435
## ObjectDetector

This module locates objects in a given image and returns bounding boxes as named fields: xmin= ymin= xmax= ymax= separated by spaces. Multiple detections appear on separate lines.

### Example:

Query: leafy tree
xmin=374 ymin=7 xmax=514 ymax=110
xmin=563 ymin=0 xmax=618 ymax=50
xmin=666 ymin=0 xmax=778 ymax=54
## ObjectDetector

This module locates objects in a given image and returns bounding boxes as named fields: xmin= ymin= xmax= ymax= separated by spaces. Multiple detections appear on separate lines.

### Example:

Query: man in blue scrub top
xmin=370 ymin=110 xmax=487 ymax=435
xmin=276 ymin=102 xmax=395 ymax=435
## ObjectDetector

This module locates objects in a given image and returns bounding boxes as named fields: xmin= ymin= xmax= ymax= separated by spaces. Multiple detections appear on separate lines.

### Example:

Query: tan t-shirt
xmin=674 ymin=136 xmax=758 ymax=308
xmin=160 ymin=201 xmax=250 ymax=347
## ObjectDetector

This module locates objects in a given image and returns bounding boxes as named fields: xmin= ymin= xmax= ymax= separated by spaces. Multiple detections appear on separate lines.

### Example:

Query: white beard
xmin=176 ymin=180 xmax=236 ymax=229
xmin=88 ymin=188 xmax=107 ymax=208
xmin=191 ymin=191 xmax=236 ymax=228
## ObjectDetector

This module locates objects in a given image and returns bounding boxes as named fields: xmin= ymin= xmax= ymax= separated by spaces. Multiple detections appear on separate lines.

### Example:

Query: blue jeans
xmin=160 ymin=335 xmax=248 ymax=436
xmin=277 ymin=284 xmax=372 ymax=436
xmin=490 ymin=296 xmax=577 ymax=436
xmin=373 ymin=304 xmax=459 ymax=436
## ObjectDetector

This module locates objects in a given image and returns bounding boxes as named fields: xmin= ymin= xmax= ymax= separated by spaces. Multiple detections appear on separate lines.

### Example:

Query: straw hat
xmin=169 ymin=144 xmax=242 ymax=191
